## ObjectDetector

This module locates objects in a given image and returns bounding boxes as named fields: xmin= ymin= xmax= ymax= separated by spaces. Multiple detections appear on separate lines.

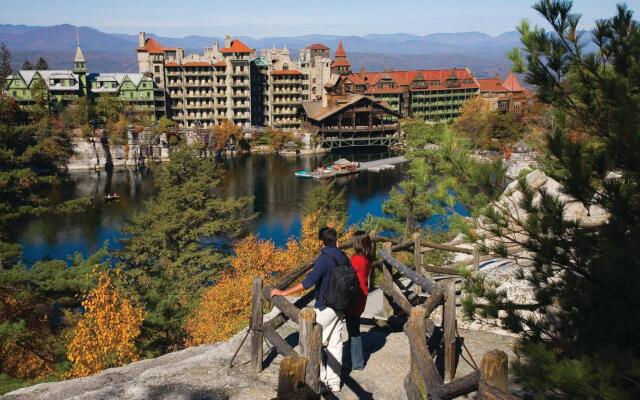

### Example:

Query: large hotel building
xmin=5 ymin=33 xmax=533 ymax=133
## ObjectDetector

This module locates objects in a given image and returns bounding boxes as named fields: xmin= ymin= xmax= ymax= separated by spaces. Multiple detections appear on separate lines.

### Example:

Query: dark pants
xmin=345 ymin=315 xmax=364 ymax=370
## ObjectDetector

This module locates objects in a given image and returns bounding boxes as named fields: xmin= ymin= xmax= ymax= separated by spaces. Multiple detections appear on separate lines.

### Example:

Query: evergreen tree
xmin=118 ymin=144 xmax=252 ymax=354
xmin=0 ymin=43 xmax=11 ymax=88
xmin=21 ymin=60 xmax=33 ymax=71
xmin=462 ymin=2 xmax=640 ymax=398
xmin=34 ymin=57 xmax=48 ymax=71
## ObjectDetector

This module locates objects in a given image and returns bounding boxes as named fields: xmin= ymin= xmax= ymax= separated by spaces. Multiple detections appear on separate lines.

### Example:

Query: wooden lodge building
xmin=300 ymin=40 xmax=484 ymax=149
xmin=300 ymin=94 xmax=400 ymax=149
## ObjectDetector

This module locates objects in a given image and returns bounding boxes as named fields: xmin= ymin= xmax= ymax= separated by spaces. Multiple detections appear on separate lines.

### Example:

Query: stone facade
xmin=138 ymin=33 xmax=332 ymax=131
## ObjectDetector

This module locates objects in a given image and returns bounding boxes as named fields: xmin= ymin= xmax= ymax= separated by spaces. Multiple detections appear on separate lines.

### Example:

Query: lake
xmin=13 ymin=150 xmax=406 ymax=264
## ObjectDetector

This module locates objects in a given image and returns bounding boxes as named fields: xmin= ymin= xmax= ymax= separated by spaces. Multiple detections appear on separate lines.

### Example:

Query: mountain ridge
xmin=1 ymin=24 xmax=518 ymax=77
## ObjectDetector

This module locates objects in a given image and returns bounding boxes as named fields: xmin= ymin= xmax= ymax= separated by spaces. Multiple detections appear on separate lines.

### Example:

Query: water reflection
xmin=14 ymin=150 xmax=404 ymax=264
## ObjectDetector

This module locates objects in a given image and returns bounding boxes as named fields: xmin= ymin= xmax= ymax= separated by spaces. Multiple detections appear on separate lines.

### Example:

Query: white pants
xmin=315 ymin=307 xmax=344 ymax=386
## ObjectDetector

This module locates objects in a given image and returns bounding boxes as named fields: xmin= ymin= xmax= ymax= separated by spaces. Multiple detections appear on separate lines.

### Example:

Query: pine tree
xmin=0 ymin=43 xmax=11 ymax=88
xmin=34 ymin=57 xmax=48 ymax=71
xmin=462 ymin=2 xmax=640 ymax=398
xmin=118 ymin=143 xmax=253 ymax=354
xmin=21 ymin=60 xmax=33 ymax=70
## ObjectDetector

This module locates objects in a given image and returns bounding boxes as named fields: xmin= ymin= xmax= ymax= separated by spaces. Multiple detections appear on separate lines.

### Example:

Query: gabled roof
xmin=221 ymin=39 xmax=253 ymax=54
xmin=343 ymin=68 xmax=479 ymax=92
xmin=477 ymin=77 xmax=508 ymax=93
xmin=302 ymin=94 xmax=399 ymax=121
xmin=502 ymin=72 xmax=524 ymax=92
xmin=88 ymin=73 xmax=149 ymax=90
xmin=18 ymin=70 xmax=38 ymax=85
xmin=307 ymin=43 xmax=330 ymax=50
xmin=136 ymin=37 xmax=176 ymax=54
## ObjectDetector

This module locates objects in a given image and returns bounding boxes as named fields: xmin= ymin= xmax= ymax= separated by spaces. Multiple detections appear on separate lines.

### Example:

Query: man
xmin=271 ymin=226 xmax=347 ymax=393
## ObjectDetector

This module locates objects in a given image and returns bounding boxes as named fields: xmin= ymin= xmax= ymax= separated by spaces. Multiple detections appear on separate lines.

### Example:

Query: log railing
xmin=250 ymin=234 xmax=515 ymax=399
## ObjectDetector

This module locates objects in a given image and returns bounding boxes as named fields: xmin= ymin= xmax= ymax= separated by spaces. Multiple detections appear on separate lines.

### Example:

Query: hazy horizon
xmin=1 ymin=0 xmax=635 ymax=38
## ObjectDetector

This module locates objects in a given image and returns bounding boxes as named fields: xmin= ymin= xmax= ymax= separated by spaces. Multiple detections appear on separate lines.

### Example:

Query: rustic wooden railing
xmin=249 ymin=233 xmax=516 ymax=399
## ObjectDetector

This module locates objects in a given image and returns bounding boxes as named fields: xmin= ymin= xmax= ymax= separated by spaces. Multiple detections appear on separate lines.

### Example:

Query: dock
xmin=358 ymin=156 xmax=408 ymax=172
xmin=295 ymin=155 xmax=408 ymax=179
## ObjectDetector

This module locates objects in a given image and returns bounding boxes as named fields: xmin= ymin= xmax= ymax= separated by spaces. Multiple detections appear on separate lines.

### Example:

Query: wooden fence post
xmin=413 ymin=232 xmax=425 ymax=292
xmin=480 ymin=350 xmax=509 ymax=392
xmin=381 ymin=241 xmax=395 ymax=317
xmin=250 ymin=276 xmax=263 ymax=373
xmin=277 ymin=356 xmax=308 ymax=399
xmin=299 ymin=307 xmax=321 ymax=393
xmin=405 ymin=306 xmax=429 ymax=400
xmin=443 ymin=279 xmax=457 ymax=382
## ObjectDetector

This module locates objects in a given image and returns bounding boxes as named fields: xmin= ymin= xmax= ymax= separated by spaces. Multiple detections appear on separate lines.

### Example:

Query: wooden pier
xmin=358 ymin=156 xmax=408 ymax=172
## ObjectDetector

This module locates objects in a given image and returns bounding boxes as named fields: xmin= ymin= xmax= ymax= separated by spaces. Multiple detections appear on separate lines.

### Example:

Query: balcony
xmin=185 ymin=92 xmax=213 ymax=98
xmin=184 ymin=81 xmax=212 ymax=87
xmin=185 ymin=103 xmax=214 ymax=109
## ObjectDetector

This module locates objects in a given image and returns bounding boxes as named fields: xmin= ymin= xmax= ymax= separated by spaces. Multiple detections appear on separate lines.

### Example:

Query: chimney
xmin=359 ymin=65 xmax=366 ymax=78
xmin=138 ymin=32 xmax=146 ymax=48
xmin=224 ymin=35 xmax=231 ymax=48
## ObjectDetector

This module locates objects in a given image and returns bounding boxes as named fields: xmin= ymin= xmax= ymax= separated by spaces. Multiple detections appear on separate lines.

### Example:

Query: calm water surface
xmin=14 ymin=150 xmax=406 ymax=264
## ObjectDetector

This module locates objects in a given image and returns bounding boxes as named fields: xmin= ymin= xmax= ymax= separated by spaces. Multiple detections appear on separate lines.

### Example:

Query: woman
xmin=346 ymin=230 xmax=374 ymax=370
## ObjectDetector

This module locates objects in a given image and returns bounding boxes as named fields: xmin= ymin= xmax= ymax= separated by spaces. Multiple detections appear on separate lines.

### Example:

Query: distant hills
xmin=0 ymin=24 xmax=525 ymax=77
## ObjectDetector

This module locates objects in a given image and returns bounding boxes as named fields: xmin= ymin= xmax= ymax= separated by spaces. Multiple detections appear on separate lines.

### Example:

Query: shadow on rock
xmin=146 ymin=383 xmax=229 ymax=400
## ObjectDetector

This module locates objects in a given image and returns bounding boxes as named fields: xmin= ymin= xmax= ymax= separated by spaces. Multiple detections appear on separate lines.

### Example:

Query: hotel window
xmin=155 ymin=66 xmax=160 ymax=73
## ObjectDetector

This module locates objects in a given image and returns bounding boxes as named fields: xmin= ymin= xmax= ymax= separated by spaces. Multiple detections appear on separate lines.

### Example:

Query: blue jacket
xmin=301 ymin=245 xmax=349 ymax=311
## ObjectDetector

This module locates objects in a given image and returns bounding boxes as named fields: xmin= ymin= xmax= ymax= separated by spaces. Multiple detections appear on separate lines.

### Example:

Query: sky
xmin=1 ymin=0 xmax=638 ymax=38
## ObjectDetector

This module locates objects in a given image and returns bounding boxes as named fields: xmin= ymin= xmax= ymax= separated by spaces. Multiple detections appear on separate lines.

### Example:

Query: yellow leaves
xmin=66 ymin=271 xmax=144 ymax=378
xmin=184 ymin=210 xmax=349 ymax=346
xmin=212 ymin=119 xmax=242 ymax=151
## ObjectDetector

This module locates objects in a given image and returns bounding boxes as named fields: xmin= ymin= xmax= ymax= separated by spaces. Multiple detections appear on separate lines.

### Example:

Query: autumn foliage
xmin=0 ymin=292 xmax=53 ymax=379
xmin=66 ymin=271 xmax=144 ymax=378
xmin=185 ymin=210 xmax=347 ymax=345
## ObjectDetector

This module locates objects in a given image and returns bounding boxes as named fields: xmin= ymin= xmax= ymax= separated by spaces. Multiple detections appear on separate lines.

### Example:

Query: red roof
xmin=344 ymin=68 xmax=479 ymax=92
xmin=477 ymin=77 xmax=508 ymax=93
xmin=165 ymin=61 xmax=179 ymax=67
xmin=136 ymin=37 xmax=176 ymax=54
xmin=213 ymin=61 xmax=227 ymax=67
xmin=331 ymin=59 xmax=351 ymax=67
xmin=220 ymin=39 xmax=253 ymax=54
xmin=307 ymin=43 xmax=330 ymax=50
xmin=183 ymin=61 xmax=212 ymax=67
xmin=502 ymin=72 xmax=524 ymax=92
xmin=271 ymin=69 xmax=302 ymax=75
xmin=335 ymin=40 xmax=347 ymax=58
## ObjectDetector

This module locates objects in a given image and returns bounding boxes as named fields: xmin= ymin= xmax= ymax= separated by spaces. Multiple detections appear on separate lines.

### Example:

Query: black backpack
xmin=323 ymin=251 xmax=359 ymax=316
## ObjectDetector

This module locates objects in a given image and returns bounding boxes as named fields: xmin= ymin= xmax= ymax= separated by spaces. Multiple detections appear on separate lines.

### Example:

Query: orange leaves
xmin=212 ymin=119 xmax=242 ymax=151
xmin=185 ymin=211 xmax=349 ymax=346
xmin=66 ymin=271 xmax=144 ymax=378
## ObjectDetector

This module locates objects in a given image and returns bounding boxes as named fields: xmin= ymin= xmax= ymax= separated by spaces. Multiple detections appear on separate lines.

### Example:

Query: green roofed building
xmin=4 ymin=45 xmax=159 ymax=121
xmin=88 ymin=72 xmax=156 ymax=116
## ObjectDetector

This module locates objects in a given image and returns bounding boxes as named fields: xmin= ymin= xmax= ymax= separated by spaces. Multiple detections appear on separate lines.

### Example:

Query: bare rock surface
xmin=5 ymin=312 xmax=516 ymax=400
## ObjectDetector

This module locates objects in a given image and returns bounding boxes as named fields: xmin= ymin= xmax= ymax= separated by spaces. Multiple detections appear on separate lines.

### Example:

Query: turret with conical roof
xmin=73 ymin=46 xmax=87 ymax=73
xmin=331 ymin=40 xmax=351 ymax=75
xmin=73 ymin=45 xmax=88 ymax=96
